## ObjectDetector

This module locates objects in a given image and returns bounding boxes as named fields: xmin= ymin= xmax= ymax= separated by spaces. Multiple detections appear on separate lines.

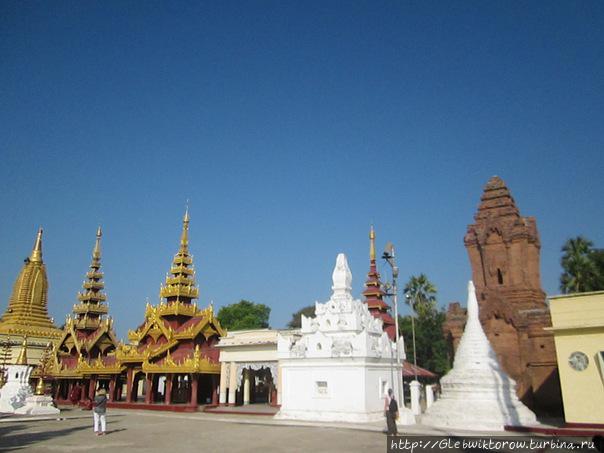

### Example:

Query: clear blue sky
xmin=1 ymin=1 xmax=602 ymax=340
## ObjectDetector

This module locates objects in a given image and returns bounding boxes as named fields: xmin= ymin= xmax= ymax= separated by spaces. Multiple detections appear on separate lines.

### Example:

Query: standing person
xmin=384 ymin=388 xmax=398 ymax=435
xmin=93 ymin=388 xmax=108 ymax=436
xmin=69 ymin=383 xmax=81 ymax=406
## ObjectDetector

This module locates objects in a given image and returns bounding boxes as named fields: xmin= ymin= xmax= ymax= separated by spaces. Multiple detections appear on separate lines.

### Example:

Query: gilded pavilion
xmin=0 ymin=229 xmax=62 ymax=365
xmin=113 ymin=209 xmax=225 ymax=408
xmin=52 ymin=227 xmax=121 ymax=402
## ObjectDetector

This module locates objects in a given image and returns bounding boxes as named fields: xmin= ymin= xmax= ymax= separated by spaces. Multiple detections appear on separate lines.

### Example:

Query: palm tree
xmin=403 ymin=274 xmax=437 ymax=379
xmin=404 ymin=274 xmax=437 ymax=312
xmin=560 ymin=236 xmax=600 ymax=293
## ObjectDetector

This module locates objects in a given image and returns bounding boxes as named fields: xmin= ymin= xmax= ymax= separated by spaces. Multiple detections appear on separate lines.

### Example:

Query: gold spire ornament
xmin=30 ymin=228 xmax=43 ymax=263
xmin=34 ymin=342 xmax=53 ymax=395
xmin=16 ymin=336 xmax=28 ymax=365
xmin=160 ymin=208 xmax=198 ymax=301
xmin=93 ymin=226 xmax=102 ymax=259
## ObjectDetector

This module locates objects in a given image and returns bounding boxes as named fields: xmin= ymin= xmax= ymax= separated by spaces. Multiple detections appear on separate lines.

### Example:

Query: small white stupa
xmin=277 ymin=253 xmax=414 ymax=424
xmin=0 ymin=338 xmax=60 ymax=415
xmin=421 ymin=281 xmax=537 ymax=431
xmin=0 ymin=338 xmax=34 ymax=413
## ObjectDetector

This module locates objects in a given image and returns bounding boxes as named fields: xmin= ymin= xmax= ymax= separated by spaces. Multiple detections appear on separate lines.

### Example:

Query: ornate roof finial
xmin=369 ymin=225 xmax=376 ymax=262
xmin=180 ymin=204 xmax=190 ymax=252
xmin=30 ymin=228 xmax=43 ymax=263
xmin=93 ymin=226 xmax=102 ymax=259
xmin=331 ymin=253 xmax=353 ymax=298
xmin=16 ymin=336 xmax=28 ymax=365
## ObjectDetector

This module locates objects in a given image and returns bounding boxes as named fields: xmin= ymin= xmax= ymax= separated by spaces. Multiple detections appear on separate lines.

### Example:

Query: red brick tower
xmin=443 ymin=176 xmax=562 ymax=415
xmin=362 ymin=226 xmax=396 ymax=340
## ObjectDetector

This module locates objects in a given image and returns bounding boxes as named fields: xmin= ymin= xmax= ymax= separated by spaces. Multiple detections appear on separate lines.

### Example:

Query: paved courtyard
xmin=0 ymin=410 xmax=389 ymax=453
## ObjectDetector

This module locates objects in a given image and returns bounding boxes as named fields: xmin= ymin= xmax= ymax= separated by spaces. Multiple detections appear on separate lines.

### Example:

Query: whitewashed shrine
xmin=277 ymin=253 xmax=414 ymax=424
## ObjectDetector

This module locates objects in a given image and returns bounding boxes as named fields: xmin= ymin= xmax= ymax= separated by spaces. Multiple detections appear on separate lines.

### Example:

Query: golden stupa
xmin=0 ymin=228 xmax=62 ymax=365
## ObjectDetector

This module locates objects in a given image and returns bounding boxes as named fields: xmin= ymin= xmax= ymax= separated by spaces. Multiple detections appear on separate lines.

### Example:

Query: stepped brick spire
xmin=71 ymin=226 xmax=109 ymax=331
xmin=473 ymin=176 xmax=521 ymax=222
xmin=160 ymin=208 xmax=199 ymax=302
xmin=362 ymin=226 xmax=395 ymax=340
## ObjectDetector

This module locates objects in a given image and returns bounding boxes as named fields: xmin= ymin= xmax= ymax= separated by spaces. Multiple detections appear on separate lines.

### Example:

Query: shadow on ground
xmin=0 ymin=417 xmax=125 ymax=452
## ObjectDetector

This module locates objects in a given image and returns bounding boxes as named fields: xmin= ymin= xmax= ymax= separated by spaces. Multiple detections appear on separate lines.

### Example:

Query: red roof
xmin=402 ymin=361 xmax=437 ymax=378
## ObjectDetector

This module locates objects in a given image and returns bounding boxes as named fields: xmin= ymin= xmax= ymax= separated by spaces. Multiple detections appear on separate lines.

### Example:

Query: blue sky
xmin=1 ymin=1 xmax=603 ymax=340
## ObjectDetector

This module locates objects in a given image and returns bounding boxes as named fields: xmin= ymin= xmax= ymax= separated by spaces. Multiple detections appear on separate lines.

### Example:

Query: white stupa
xmin=0 ymin=339 xmax=34 ymax=413
xmin=0 ymin=338 xmax=60 ymax=415
xmin=421 ymin=281 xmax=537 ymax=431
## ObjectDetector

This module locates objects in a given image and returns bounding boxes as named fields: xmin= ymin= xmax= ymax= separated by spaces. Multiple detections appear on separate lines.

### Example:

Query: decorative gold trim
xmin=142 ymin=346 xmax=220 ymax=374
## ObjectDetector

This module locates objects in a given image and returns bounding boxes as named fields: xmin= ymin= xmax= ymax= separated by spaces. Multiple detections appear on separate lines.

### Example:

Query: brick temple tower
xmin=443 ymin=176 xmax=562 ymax=415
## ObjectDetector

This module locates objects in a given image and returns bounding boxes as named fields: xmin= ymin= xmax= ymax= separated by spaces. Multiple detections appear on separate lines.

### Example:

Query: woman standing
xmin=93 ymin=388 xmax=108 ymax=436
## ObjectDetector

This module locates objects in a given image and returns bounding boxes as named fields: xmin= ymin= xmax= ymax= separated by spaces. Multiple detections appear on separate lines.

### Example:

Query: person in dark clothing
xmin=384 ymin=388 xmax=398 ymax=435
xmin=93 ymin=388 xmax=108 ymax=436
xmin=69 ymin=384 xmax=81 ymax=405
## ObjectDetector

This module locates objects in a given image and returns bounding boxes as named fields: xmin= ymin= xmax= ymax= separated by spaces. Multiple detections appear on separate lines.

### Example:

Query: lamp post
xmin=382 ymin=243 xmax=403 ymax=407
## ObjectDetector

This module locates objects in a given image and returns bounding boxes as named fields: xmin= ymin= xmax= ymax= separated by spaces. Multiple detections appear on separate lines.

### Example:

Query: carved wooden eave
xmin=142 ymin=347 xmax=220 ymax=374
xmin=78 ymin=356 xmax=124 ymax=376
xmin=116 ymin=337 xmax=181 ymax=363
xmin=173 ymin=317 xmax=225 ymax=341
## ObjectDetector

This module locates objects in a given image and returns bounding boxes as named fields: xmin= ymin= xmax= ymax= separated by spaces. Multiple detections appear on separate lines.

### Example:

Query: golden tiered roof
xmin=159 ymin=208 xmax=200 ymax=301
xmin=0 ymin=229 xmax=62 ymax=339
xmin=53 ymin=228 xmax=119 ymax=377
xmin=117 ymin=209 xmax=224 ymax=375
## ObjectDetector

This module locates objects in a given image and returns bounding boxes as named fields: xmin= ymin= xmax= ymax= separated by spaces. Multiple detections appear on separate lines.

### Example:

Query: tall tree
xmin=287 ymin=305 xmax=315 ymax=329
xmin=402 ymin=274 xmax=440 ymax=375
xmin=216 ymin=300 xmax=270 ymax=331
xmin=560 ymin=236 xmax=604 ymax=293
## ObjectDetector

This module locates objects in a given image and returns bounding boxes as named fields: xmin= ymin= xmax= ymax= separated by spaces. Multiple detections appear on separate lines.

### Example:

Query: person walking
xmin=384 ymin=388 xmax=398 ymax=435
xmin=93 ymin=388 xmax=108 ymax=436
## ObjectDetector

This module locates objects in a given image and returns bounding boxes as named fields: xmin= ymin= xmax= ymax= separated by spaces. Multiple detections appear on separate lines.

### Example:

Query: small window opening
xmin=497 ymin=268 xmax=504 ymax=285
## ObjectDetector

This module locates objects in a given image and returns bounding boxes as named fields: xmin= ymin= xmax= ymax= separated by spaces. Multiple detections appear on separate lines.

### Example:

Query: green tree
xmin=216 ymin=300 xmax=270 ymax=331
xmin=560 ymin=236 xmax=604 ymax=293
xmin=287 ymin=305 xmax=315 ymax=329
xmin=398 ymin=305 xmax=450 ymax=376
xmin=403 ymin=274 xmax=437 ymax=311
xmin=402 ymin=274 xmax=438 ymax=375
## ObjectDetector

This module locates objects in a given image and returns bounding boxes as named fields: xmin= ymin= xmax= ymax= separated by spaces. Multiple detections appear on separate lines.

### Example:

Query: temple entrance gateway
xmin=217 ymin=329 xmax=294 ymax=407
xmin=236 ymin=363 xmax=277 ymax=405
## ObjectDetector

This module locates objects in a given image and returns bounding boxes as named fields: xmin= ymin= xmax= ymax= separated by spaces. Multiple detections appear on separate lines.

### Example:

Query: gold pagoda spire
xmin=93 ymin=226 xmax=102 ymax=260
xmin=160 ymin=209 xmax=199 ymax=302
xmin=15 ymin=336 xmax=28 ymax=365
xmin=180 ymin=206 xmax=190 ymax=253
xmin=73 ymin=228 xmax=108 ymax=330
xmin=0 ymin=229 xmax=60 ymax=334
xmin=30 ymin=228 xmax=43 ymax=263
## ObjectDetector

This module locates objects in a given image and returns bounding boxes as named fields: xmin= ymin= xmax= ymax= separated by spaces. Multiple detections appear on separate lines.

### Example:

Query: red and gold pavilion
xmin=52 ymin=227 xmax=122 ymax=403
xmin=114 ymin=209 xmax=225 ymax=410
